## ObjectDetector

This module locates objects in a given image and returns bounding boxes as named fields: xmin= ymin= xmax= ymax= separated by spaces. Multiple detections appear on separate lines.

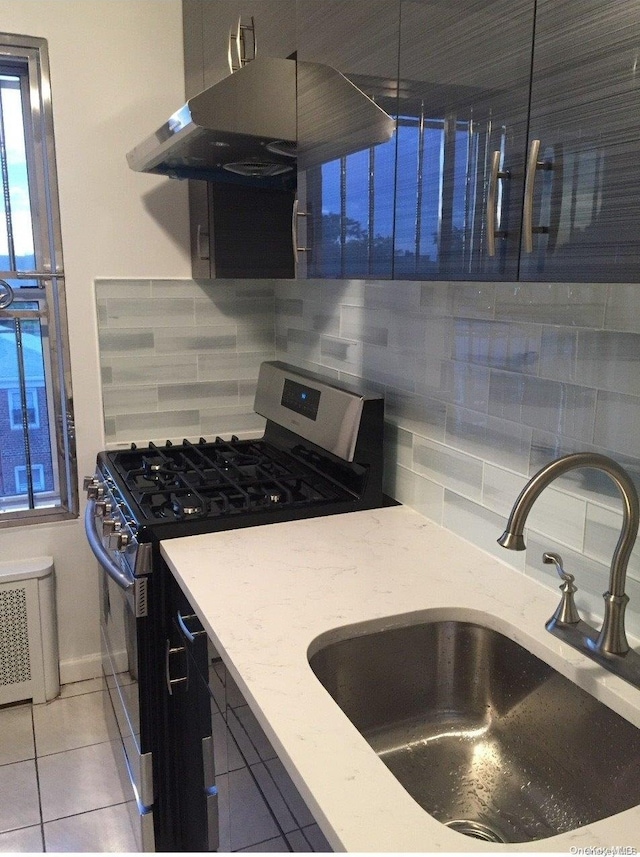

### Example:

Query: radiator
xmin=0 ymin=556 xmax=60 ymax=705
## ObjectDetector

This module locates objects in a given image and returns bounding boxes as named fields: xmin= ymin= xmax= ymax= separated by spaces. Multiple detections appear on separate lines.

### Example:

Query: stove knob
xmin=102 ymin=518 xmax=117 ymax=536
xmin=108 ymin=530 xmax=130 ymax=551
xmin=84 ymin=476 xmax=105 ymax=499
xmin=95 ymin=500 xmax=113 ymax=517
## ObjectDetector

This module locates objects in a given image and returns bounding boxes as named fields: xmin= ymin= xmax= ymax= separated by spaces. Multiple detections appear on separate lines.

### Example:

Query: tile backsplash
xmin=95 ymin=278 xmax=275 ymax=446
xmin=273 ymin=278 xmax=640 ymax=637
xmin=95 ymin=276 xmax=640 ymax=636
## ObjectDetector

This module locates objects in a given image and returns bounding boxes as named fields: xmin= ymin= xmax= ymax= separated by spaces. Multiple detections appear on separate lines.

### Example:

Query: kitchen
xmin=1 ymin=0 xmax=640 ymax=852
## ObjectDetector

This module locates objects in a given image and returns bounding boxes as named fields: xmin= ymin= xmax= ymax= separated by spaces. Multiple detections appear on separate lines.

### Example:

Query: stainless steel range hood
xmin=126 ymin=55 xmax=395 ymax=184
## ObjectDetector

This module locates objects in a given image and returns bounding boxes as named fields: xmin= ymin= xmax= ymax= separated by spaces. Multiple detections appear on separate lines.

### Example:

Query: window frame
xmin=0 ymin=33 xmax=77 ymax=527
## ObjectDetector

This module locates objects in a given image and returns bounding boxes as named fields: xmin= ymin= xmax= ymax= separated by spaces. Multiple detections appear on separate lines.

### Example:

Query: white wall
xmin=0 ymin=1 xmax=190 ymax=682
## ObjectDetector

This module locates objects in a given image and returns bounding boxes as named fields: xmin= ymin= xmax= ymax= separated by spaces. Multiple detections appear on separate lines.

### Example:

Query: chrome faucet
xmin=498 ymin=452 xmax=640 ymax=690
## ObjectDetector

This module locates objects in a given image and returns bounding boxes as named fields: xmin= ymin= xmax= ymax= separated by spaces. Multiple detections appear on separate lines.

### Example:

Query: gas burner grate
xmin=108 ymin=436 xmax=346 ymax=523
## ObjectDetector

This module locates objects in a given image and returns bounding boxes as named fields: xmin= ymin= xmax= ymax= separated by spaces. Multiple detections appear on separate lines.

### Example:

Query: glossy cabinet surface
xmin=520 ymin=0 xmax=640 ymax=282
xmin=183 ymin=0 xmax=297 ymax=279
xmin=296 ymin=0 xmax=401 ymax=279
xmin=182 ymin=0 xmax=640 ymax=283
xmin=183 ymin=0 xmax=296 ymax=97
xmin=395 ymin=0 xmax=534 ymax=281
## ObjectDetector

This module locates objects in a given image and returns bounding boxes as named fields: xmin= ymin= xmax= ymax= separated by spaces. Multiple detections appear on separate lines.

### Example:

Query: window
xmin=0 ymin=34 xmax=77 ymax=525
xmin=8 ymin=388 xmax=39 ymax=429
xmin=15 ymin=463 xmax=45 ymax=494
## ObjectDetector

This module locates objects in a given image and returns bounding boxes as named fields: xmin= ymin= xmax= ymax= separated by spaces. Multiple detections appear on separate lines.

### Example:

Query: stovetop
xmin=100 ymin=435 xmax=355 ymax=533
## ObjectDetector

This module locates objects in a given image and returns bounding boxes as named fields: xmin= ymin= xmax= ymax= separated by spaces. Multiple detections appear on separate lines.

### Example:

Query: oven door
xmin=86 ymin=501 xmax=155 ymax=851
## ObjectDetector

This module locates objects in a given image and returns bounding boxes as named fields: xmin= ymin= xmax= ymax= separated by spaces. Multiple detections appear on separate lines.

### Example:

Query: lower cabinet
xmin=207 ymin=646 xmax=333 ymax=852
xmin=166 ymin=573 xmax=331 ymax=852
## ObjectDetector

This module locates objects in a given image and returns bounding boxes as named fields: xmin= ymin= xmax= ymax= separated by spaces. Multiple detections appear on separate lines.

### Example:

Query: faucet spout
xmin=498 ymin=453 xmax=639 ymax=660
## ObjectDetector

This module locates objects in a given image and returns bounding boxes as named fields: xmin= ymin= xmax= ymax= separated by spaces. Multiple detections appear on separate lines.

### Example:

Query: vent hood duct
xmin=126 ymin=55 xmax=395 ymax=185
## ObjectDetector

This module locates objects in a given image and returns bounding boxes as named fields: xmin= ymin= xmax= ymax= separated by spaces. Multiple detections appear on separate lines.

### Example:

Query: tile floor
xmin=0 ymin=678 xmax=139 ymax=852
xmin=0 ymin=673 xmax=332 ymax=853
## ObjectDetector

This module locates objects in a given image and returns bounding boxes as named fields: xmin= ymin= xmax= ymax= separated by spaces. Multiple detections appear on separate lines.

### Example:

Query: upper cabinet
xmin=181 ymin=0 xmax=640 ymax=283
xmin=184 ymin=0 xmax=296 ymax=97
xmin=520 ymin=0 xmax=640 ymax=282
xmin=394 ymin=0 xmax=534 ymax=281
xmin=296 ymin=0 xmax=401 ymax=279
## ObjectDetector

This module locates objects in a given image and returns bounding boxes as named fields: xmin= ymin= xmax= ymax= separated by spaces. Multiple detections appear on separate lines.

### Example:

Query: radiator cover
xmin=0 ymin=556 xmax=59 ymax=705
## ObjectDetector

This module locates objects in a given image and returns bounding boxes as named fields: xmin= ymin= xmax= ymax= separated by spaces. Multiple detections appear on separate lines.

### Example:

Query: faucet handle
xmin=543 ymin=551 xmax=573 ymax=583
xmin=543 ymin=551 xmax=581 ymax=626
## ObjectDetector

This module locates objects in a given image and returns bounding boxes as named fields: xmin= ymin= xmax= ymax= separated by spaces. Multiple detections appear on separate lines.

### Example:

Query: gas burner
xmin=171 ymin=492 xmax=206 ymax=519
xmin=142 ymin=456 xmax=180 ymax=480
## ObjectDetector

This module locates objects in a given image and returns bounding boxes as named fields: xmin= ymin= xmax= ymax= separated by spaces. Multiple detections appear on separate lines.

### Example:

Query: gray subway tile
xmin=158 ymin=380 xmax=239 ymax=411
xmin=443 ymin=491 xmax=525 ymax=571
xmin=576 ymin=330 xmax=640 ymax=396
xmin=450 ymin=282 xmax=496 ymax=319
xmin=197 ymin=352 xmax=272 ymax=382
xmin=113 ymin=410 xmax=202 ymax=443
xmin=104 ymin=297 xmax=195 ymax=328
xmin=340 ymin=305 xmax=389 ymax=346
xmin=453 ymin=319 xmax=540 ymax=374
xmin=413 ymin=436 xmax=484 ymax=501
xmin=97 ymin=329 xmax=154 ymax=354
xmin=594 ymin=391 xmax=640 ymax=459
xmin=489 ymin=372 xmax=596 ymax=443
xmin=539 ymin=328 xmax=577 ymax=381
xmin=102 ymin=385 xmax=158 ymax=417
xmin=109 ymin=354 xmax=199 ymax=386
xmin=154 ymin=326 xmax=237 ymax=354
xmin=94 ymin=279 xmax=152 ymax=299
xmin=604 ymin=283 xmax=640 ymax=332
xmin=494 ymin=282 xmax=606 ymax=327
xmin=445 ymin=406 xmax=532 ymax=476
xmin=383 ymin=389 xmax=446 ymax=441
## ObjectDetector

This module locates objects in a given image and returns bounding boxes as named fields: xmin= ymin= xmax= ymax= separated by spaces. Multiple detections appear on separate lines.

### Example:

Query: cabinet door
xmin=520 ymin=0 xmax=640 ymax=282
xmin=200 ymin=0 xmax=296 ymax=89
xmin=296 ymin=0 xmax=401 ymax=279
xmin=395 ymin=0 xmax=535 ymax=281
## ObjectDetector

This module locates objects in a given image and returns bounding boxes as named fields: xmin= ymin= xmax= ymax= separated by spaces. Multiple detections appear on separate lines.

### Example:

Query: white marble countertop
xmin=161 ymin=505 xmax=640 ymax=853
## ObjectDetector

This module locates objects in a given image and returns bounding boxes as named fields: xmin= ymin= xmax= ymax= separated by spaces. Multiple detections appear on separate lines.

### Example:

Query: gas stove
xmin=84 ymin=361 xmax=389 ymax=851
xmin=91 ymin=361 xmax=386 ymax=551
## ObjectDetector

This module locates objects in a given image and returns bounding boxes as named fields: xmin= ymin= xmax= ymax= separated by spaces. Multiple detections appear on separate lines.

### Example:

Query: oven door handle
xmin=85 ymin=499 xmax=134 ymax=591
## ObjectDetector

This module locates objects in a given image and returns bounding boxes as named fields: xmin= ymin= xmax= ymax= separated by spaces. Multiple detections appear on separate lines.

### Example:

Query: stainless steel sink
xmin=308 ymin=620 xmax=640 ymax=844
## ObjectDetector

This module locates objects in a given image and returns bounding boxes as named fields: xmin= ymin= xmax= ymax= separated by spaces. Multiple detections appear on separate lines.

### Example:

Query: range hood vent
xmin=126 ymin=55 xmax=395 ymax=185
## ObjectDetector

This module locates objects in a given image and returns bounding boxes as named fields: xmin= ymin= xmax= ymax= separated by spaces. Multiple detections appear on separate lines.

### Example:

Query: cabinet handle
xmin=523 ymin=139 xmax=552 ymax=253
xmin=228 ymin=16 xmax=257 ymax=74
xmin=292 ymin=197 xmax=310 ymax=266
xmin=486 ymin=151 xmax=509 ymax=257
xmin=177 ymin=610 xmax=206 ymax=644
xmin=165 ymin=639 xmax=188 ymax=695
xmin=196 ymin=224 xmax=210 ymax=261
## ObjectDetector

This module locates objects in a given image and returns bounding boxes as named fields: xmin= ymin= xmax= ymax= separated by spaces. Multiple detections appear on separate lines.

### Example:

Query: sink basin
xmin=309 ymin=619 xmax=640 ymax=844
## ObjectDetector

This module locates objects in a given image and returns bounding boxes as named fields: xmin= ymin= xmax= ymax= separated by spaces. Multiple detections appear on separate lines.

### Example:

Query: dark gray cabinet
xmin=296 ymin=0 xmax=401 ymax=279
xmin=182 ymin=0 xmax=297 ymax=279
xmin=520 ymin=0 xmax=640 ymax=282
xmin=184 ymin=0 xmax=296 ymax=98
xmin=182 ymin=0 xmax=640 ymax=283
xmin=396 ymin=0 xmax=640 ymax=283
xmin=394 ymin=0 xmax=534 ymax=281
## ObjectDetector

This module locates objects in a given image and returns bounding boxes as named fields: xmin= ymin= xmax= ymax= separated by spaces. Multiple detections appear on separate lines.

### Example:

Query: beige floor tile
xmin=0 ymin=703 xmax=34 ymax=765
xmin=33 ymin=689 xmax=117 ymax=756
xmin=44 ymin=803 xmax=139 ymax=853
xmin=58 ymin=677 xmax=106 ymax=699
xmin=0 ymin=760 xmax=40 ymax=834
xmin=38 ymin=741 xmax=130 ymax=822
xmin=0 ymin=824 xmax=43 ymax=852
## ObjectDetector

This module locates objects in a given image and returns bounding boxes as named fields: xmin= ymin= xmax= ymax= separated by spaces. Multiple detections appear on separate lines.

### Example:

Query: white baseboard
xmin=59 ymin=652 xmax=103 ymax=685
